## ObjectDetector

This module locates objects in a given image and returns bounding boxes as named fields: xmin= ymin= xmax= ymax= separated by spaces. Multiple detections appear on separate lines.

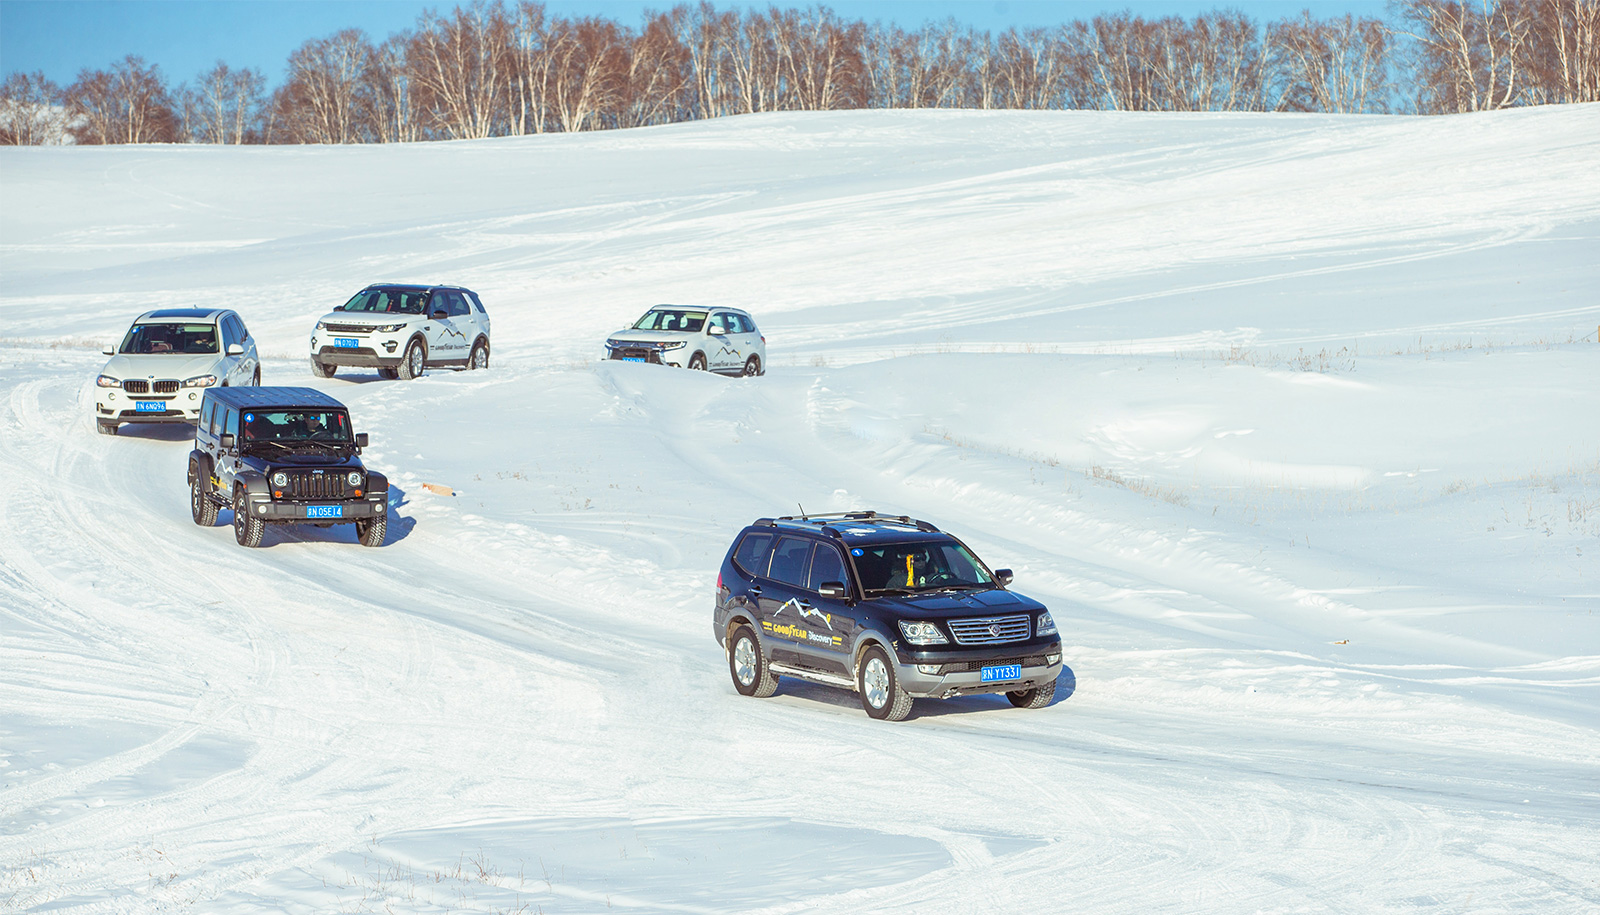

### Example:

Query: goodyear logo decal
xmin=761 ymin=619 xmax=843 ymax=649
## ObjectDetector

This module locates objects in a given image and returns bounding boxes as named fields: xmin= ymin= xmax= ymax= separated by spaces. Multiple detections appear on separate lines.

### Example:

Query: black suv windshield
xmin=119 ymin=323 xmax=218 ymax=355
xmin=343 ymin=288 xmax=429 ymax=315
xmin=855 ymin=540 xmax=995 ymax=594
xmin=633 ymin=309 xmax=706 ymax=333
xmin=241 ymin=409 xmax=353 ymax=447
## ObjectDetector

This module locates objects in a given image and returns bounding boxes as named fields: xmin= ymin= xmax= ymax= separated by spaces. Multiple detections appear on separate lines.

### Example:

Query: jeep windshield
xmin=342 ymin=288 xmax=429 ymax=315
xmin=119 ymin=323 xmax=218 ymax=355
xmin=633 ymin=309 xmax=706 ymax=333
xmin=855 ymin=540 xmax=996 ymax=595
xmin=241 ymin=409 xmax=354 ymax=452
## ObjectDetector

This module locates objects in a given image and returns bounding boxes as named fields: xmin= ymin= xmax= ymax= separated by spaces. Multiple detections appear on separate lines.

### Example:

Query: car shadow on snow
xmin=217 ymin=483 xmax=416 ymax=548
xmin=771 ymin=664 xmax=1077 ymax=722
xmin=107 ymin=423 xmax=195 ymax=443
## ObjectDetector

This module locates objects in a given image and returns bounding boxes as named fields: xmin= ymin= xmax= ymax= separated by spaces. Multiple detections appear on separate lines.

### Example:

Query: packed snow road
xmin=3 ymin=107 xmax=1599 ymax=912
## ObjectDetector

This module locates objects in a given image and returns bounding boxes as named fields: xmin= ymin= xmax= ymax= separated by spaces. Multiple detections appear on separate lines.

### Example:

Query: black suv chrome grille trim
xmin=947 ymin=614 xmax=1031 ymax=645
xmin=280 ymin=470 xmax=357 ymax=501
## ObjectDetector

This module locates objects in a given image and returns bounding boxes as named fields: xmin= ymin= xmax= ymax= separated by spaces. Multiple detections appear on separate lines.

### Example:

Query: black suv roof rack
xmin=756 ymin=510 xmax=940 ymax=535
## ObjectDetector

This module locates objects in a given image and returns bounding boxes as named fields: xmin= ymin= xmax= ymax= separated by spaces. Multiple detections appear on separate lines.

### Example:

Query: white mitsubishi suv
xmin=94 ymin=308 xmax=260 ymax=435
xmin=309 ymin=283 xmax=491 ymax=380
xmin=604 ymin=305 xmax=765 ymax=376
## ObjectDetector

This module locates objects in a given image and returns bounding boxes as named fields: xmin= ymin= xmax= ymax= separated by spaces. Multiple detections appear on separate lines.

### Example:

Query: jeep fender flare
xmin=364 ymin=470 xmax=389 ymax=496
xmin=233 ymin=470 xmax=269 ymax=499
xmin=187 ymin=450 xmax=211 ymax=488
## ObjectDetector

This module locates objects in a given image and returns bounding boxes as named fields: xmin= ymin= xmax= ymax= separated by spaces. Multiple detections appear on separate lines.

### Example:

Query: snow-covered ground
xmin=1 ymin=106 xmax=1597 ymax=913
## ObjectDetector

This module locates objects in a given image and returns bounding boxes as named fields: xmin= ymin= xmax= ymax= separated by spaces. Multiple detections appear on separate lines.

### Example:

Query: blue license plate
xmin=334 ymin=337 xmax=360 ymax=348
xmin=306 ymin=505 xmax=343 ymax=519
xmin=981 ymin=664 xmax=1022 ymax=683
xmin=135 ymin=401 xmax=164 ymax=412
xmin=622 ymin=356 xmax=645 ymax=363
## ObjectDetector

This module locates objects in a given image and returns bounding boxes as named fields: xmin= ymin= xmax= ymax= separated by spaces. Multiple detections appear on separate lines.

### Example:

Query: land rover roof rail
xmin=754 ymin=511 xmax=940 ymax=534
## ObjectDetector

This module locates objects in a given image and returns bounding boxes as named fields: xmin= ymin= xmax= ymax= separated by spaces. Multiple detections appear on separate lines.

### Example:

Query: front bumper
xmin=313 ymin=341 xmax=403 ymax=368
xmin=96 ymin=389 xmax=204 ymax=424
xmin=892 ymin=639 xmax=1063 ymax=699
xmin=240 ymin=495 xmax=388 ymax=523
xmin=605 ymin=345 xmax=685 ymax=368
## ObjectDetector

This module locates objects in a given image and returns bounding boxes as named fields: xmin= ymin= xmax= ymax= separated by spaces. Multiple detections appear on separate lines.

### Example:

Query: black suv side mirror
xmin=355 ymin=432 xmax=369 ymax=448
xmin=993 ymin=568 xmax=1014 ymax=586
xmin=818 ymin=581 xmax=847 ymax=599
xmin=220 ymin=432 xmax=235 ymax=451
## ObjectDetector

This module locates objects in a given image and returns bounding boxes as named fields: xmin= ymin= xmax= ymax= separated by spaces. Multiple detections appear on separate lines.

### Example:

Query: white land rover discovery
xmin=309 ymin=283 xmax=490 ymax=380
xmin=94 ymin=308 xmax=260 ymax=435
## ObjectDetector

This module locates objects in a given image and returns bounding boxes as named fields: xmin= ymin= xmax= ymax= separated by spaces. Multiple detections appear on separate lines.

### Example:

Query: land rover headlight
xmin=182 ymin=374 xmax=217 ymax=388
xmin=315 ymin=320 xmax=328 ymax=330
xmin=1036 ymin=611 xmax=1058 ymax=637
xmin=373 ymin=323 xmax=406 ymax=333
xmin=898 ymin=620 xmax=948 ymax=646
xmin=660 ymin=340 xmax=686 ymax=350
xmin=272 ymin=471 xmax=288 ymax=487
xmin=96 ymin=375 xmax=120 ymax=388
xmin=346 ymin=471 xmax=362 ymax=486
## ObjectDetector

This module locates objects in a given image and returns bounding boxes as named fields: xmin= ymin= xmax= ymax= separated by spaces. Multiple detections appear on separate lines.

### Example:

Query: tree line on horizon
xmin=2 ymin=0 xmax=1596 ymax=146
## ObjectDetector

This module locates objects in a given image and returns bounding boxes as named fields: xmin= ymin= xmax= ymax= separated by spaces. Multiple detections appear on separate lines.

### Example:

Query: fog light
xmin=256 ymin=505 xmax=266 ymax=514
xmin=916 ymin=664 xmax=940 ymax=675
xmin=189 ymin=392 xmax=198 ymax=400
xmin=383 ymin=341 xmax=398 ymax=352
xmin=375 ymin=503 xmax=385 ymax=514
xmin=1047 ymin=652 xmax=1061 ymax=664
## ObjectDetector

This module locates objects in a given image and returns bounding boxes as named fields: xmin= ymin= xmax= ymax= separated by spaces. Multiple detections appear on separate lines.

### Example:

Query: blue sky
xmin=1 ymin=1 xmax=1391 ymax=89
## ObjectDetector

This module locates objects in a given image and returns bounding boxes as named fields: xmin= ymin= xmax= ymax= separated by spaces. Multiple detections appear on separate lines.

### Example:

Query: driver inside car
xmin=886 ymin=548 xmax=933 ymax=590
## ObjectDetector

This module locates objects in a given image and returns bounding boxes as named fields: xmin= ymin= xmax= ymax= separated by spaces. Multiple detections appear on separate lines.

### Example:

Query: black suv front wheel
xmin=728 ymin=625 xmax=778 ymax=698
xmin=355 ymin=516 xmax=386 ymax=548
xmin=857 ymin=645 xmax=913 ymax=721
xmin=1007 ymin=680 xmax=1057 ymax=709
xmin=233 ymin=489 xmax=265 ymax=548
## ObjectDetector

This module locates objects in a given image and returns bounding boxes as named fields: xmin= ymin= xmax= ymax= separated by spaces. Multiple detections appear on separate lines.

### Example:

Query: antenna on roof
xmin=798 ymin=503 xmax=809 ymax=520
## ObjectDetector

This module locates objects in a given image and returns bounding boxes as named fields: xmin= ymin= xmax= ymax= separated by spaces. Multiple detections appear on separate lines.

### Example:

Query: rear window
xmin=732 ymin=533 xmax=773 ymax=577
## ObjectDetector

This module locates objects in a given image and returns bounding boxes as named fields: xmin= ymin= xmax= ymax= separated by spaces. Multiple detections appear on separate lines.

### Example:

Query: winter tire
xmin=688 ymin=353 xmax=707 ymax=371
xmin=233 ymin=488 xmax=265 ymax=548
xmin=742 ymin=355 xmax=762 ymax=377
xmin=397 ymin=340 xmax=425 ymax=380
xmin=309 ymin=358 xmax=336 ymax=378
xmin=355 ymin=516 xmax=386 ymax=548
xmin=377 ymin=367 xmax=399 ymax=380
xmin=96 ymin=420 xmax=118 ymax=435
xmin=469 ymin=339 xmax=489 ymax=370
xmin=191 ymin=471 xmax=218 ymax=527
xmin=858 ymin=645 xmax=912 ymax=721
xmin=1007 ymin=680 xmax=1057 ymax=709
xmin=729 ymin=625 xmax=778 ymax=698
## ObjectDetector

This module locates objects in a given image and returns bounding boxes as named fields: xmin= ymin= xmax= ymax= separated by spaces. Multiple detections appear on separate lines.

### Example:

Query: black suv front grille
xmin=947 ymin=614 xmax=1031 ymax=645
xmin=279 ymin=470 xmax=358 ymax=501
xmin=937 ymin=654 xmax=1050 ymax=675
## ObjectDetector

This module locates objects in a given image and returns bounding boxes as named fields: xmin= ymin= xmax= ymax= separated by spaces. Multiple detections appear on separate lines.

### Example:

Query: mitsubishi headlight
xmin=182 ymin=374 xmax=218 ymax=388
xmin=660 ymin=340 xmax=686 ymax=350
xmin=373 ymin=323 xmax=406 ymax=333
xmin=898 ymin=620 xmax=948 ymax=646
xmin=96 ymin=375 xmax=120 ymax=388
xmin=271 ymin=471 xmax=288 ymax=487
xmin=1036 ymin=611 xmax=1058 ymax=637
xmin=346 ymin=471 xmax=362 ymax=486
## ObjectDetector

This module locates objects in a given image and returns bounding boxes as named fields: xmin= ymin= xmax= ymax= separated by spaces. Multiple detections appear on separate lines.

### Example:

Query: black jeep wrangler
xmin=187 ymin=387 xmax=389 ymax=548
xmin=714 ymin=512 xmax=1064 ymax=721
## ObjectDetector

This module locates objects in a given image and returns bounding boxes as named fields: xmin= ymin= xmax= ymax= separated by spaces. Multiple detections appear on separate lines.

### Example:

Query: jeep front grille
xmin=122 ymin=380 xmax=148 ymax=394
xmin=152 ymin=380 xmax=179 ymax=394
xmin=279 ymin=470 xmax=356 ymax=501
xmin=947 ymin=614 xmax=1031 ymax=645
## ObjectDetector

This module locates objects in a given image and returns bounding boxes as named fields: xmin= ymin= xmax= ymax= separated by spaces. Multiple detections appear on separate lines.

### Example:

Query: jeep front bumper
xmin=239 ymin=495 xmax=388 ymax=522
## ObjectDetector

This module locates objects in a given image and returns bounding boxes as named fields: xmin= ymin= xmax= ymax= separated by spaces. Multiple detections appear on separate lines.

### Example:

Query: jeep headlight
xmin=182 ymin=374 xmax=218 ymax=388
xmin=96 ymin=375 xmax=120 ymax=388
xmin=1037 ymin=611 xmax=1058 ymax=637
xmin=373 ymin=323 xmax=406 ymax=333
xmin=346 ymin=471 xmax=362 ymax=486
xmin=660 ymin=340 xmax=686 ymax=350
xmin=272 ymin=471 xmax=288 ymax=487
xmin=898 ymin=620 xmax=948 ymax=646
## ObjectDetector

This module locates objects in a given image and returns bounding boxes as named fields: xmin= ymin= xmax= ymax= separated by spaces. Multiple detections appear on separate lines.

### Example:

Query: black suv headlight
xmin=346 ymin=471 xmax=363 ymax=487
xmin=1036 ymin=611 xmax=1058 ymax=637
xmin=898 ymin=620 xmax=948 ymax=645
xmin=272 ymin=471 xmax=288 ymax=488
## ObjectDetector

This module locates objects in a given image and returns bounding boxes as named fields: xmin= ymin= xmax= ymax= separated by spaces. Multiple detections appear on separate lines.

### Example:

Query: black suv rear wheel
xmin=858 ymin=645 xmax=912 ymax=721
xmin=728 ymin=624 xmax=778 ymax=698
xmin=191 ymin=473 xmax=218 ymax=526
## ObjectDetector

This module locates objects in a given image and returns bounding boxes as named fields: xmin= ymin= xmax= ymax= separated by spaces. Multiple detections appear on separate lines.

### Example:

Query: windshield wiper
xmin=866 ymin=587 xmax=915 ymax=596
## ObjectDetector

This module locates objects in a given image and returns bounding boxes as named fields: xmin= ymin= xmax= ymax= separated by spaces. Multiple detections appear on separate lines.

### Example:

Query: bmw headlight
xmin=271 ymin=471 xmax=288 ymax=487
xmin=898 ymin=620 xmax=948 ymax=645
xmin=1036 ymin=611 xmax=1058 ymax=637
xmin=374 ymin=323 xmax=406 ymax=333
xmin=182 ymin=374 xmax=218 ymax=388
xmin=660 ymin=340 xmax=686 ymax=350
xmin=96 ymin=375 xmax=120 ymax=388
xmin=346 ymin=471 xmax=362 ymax=486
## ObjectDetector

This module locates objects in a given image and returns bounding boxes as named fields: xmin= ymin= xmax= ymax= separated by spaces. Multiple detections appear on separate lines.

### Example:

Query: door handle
xmin=748 ymin=587 xmax=762 ymax=598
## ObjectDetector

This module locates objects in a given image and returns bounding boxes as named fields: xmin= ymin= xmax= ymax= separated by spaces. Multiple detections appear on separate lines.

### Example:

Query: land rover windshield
xmin=342 ymin=288 xmax=430 ymax=315
xmin=855 ymin=540 xmax=996 ymax=595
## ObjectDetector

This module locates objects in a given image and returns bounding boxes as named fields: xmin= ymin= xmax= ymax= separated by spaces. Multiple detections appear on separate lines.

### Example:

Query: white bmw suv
xmin=94 ymin=308 xmax=260 ymax=435
xmin=604 ymin=306 xmax=765 ymax=376
xmin=310 ymin=283 xmax=491 ymax=380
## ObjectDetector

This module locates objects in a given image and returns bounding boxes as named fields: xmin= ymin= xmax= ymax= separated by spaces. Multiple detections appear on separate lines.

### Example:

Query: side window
xmin=732 ymin=533 xmax=773 ymax=578
xmin=807 ymin=545 xmax=847 ymax=593
xmin=468 ymin=291 xmax=487 ymax=314
xmin=728 ymin=315 xmax=747 ymax=334
xmin=442 ymin=291 xmax=470 ymax=317
xmin=218 ymin=320 xmax=237 ymax=348
xmin=222 ymin=408 xmax=237 ymax=437
xmin=767 ymin=536 xmax=812 ymax=587
xmin=230 ymin=314 xmax=250 ymax=342
xmin=738 ymin=315 xmax=758 ymax=335
xmin=200 ymin=399 xmax=214 ymax=433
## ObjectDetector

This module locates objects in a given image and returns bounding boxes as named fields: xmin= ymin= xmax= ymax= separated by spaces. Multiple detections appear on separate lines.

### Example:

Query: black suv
xmin=187 ymin=387 xmax=389 ymax=548
xmin=714 ymin=512 xmax=1063 ymax=721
